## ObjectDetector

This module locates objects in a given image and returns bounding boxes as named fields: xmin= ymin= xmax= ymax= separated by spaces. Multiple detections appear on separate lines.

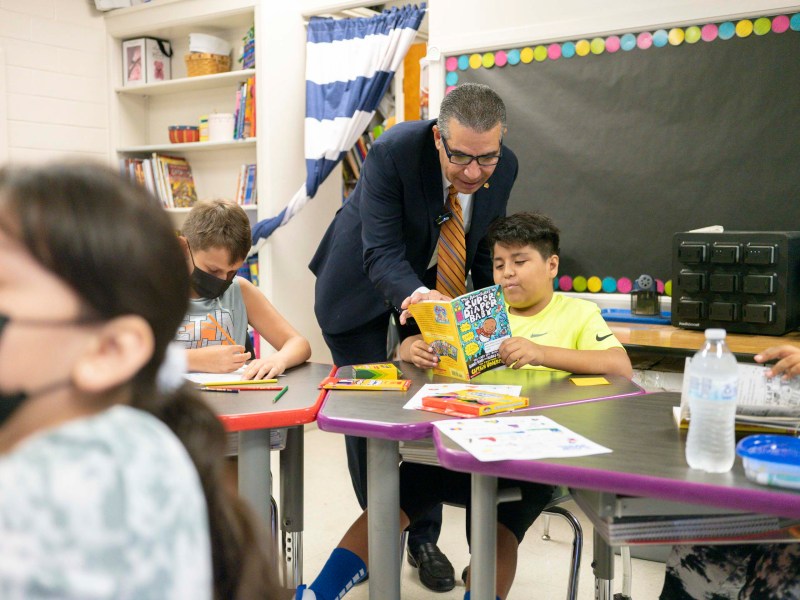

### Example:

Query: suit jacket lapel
xmin=421 ymin=128 xmax=444 ymax=252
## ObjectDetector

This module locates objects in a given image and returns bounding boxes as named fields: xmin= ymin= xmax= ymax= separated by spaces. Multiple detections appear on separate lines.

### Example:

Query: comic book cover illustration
xmin=408 ymin=285 xmax=511 ymax=381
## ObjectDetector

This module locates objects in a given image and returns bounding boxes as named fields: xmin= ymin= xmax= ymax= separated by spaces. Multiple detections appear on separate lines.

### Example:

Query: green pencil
xmin=273 ymin=385 xmax=289 ymax=403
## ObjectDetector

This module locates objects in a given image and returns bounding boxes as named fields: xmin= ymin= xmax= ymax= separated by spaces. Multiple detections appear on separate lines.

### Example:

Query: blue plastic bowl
xmin=736 ymin=434 xmax=800 ymax=489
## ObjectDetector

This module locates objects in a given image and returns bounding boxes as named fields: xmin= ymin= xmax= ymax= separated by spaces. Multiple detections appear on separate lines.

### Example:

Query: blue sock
xmin=463 ymin=592 xmax=501 ymax=600
xmin=309 ymin=547 xmax=367 ymax=600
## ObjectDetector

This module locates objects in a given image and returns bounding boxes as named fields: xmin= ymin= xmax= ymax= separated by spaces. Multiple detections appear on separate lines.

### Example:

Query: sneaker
xmin=295 ymin=584 xmax=317 ymax=599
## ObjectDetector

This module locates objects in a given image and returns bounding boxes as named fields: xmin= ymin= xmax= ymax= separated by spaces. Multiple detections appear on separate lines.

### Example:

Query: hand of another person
xmin=499 ymin=337 xmax=546 ymax=369
xmin=755 ymin=345 xmax=800 ymax=379
xmin=198 ymin=345 xmax=251 ymax=373
xmin=407 ymin=339 xmax=440 ymax=369
xmin=398 ymin=290 xmax=452 ymax=325
xmin=242 ymin=354 xmax=289 ymax=380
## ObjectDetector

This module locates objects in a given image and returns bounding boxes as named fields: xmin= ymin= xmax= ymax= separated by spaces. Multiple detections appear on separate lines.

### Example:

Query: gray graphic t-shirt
xmin=0 ymin=405 xmax=212 ymax=600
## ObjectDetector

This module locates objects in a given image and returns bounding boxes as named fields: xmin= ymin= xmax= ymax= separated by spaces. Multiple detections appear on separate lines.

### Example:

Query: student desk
xmin=316 ymin=363 xmax=644 ymax=600
xmin=201 ymin=361 xmax=334 ymax=586
xmin=435 ymin=391 xmax=800 ymax=600
xmin=609 ymin=323 xmax=800 ymax=360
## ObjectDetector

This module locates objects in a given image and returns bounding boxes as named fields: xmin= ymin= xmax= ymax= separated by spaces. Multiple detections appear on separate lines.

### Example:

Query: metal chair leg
xmin=542 ymin=513 xmax=552 ymax=541
xmin=542 ymin=505 xmax=583 ymax=600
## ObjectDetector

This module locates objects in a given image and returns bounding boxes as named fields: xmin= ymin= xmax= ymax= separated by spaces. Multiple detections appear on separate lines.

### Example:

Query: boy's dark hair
xmin=182 ymin=199 xmax=251 ymax=264
xmin=0 ymin=163 xmax=282 ymax=600
xmin=487 ymin=212 xmax=560 ymax=259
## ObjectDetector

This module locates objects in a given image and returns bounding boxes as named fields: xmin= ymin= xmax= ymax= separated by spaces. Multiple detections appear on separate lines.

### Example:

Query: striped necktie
xmin=436 ymin=185 xmax=466 ymax=298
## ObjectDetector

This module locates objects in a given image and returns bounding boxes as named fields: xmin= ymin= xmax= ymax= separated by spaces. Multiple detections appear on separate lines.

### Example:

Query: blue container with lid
xmin=736 ymin=434 xmax=800 ymax=490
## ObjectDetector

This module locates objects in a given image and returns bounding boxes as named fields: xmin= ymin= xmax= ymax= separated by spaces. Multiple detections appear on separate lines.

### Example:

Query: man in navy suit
xmin=309 ymin=83 xmax=518 ymax=593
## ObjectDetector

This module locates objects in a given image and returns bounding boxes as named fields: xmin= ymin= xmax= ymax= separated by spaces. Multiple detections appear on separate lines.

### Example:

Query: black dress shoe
xmin=406 ymin=542 xmax=455 ymax=592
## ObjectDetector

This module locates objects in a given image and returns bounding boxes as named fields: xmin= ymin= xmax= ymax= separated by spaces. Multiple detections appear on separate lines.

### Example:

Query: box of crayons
xmin=351 ymin=362 xmax=402 ymax=380
xmin=320 ymin=377 xmax=411 ymax=391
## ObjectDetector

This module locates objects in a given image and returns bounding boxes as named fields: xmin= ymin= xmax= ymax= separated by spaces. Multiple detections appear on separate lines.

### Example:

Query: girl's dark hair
xmin=0 ymin=162 xmax=286 ymax=600
xmin=487 ymin=211 xmax=561 ymax=259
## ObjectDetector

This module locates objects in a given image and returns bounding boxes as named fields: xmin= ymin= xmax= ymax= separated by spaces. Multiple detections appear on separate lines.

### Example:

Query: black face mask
xmin=188 ymin=246 xmax=235 ymax=300
xmin=0 ymin=314 xmax=82 ymax=426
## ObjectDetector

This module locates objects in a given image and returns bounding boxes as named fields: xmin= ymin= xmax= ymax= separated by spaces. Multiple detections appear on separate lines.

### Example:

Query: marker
xmin=200 ymin=387 xmax=239 ymax=393
xmin=273 ymin=386 xmax=289 ymax=403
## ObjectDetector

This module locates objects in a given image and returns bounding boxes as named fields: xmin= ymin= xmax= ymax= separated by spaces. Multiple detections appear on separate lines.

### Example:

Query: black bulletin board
xmin=455 ymin=21 xmax=800 ymax=287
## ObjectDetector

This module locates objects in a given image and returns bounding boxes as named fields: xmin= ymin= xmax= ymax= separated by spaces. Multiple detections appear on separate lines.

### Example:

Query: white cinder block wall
xmin=0 ymin=0 xmax=107 ymax=163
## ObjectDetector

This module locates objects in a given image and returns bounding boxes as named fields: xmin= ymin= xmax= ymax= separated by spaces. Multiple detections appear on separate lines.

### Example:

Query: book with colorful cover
xmin=421 ymin=388 xmax=528 ymax=417
xmin=408 ymin=284 xmax=511 ymax=381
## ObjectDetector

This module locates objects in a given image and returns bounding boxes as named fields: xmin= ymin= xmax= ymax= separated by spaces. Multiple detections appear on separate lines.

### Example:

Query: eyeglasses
xmin=441 ymin=136 xmax=502 ymax=166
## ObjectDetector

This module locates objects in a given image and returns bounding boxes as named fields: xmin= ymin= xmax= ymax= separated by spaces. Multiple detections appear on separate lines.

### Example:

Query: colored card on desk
xmin=435 ymin=415 xmax=612 ymax=462
xmin=320 ymin=377 xmax=411 ymax=391
xmin=403 ymin=383 xmax=522 ymax=411
xmin=570 ymin=377 xmax=610 ymax=387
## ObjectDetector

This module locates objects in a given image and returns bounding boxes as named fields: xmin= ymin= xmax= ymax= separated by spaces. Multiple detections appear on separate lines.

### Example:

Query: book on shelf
xmin=674 ymin=361 xmax=800 ymax=432
xmin=234 ymin=164 xmax=257 ymax=205
xmin=233 ymin=76 xmax=256 ymax=140
xmin=421 ymin=388 xmax=529 ymax=417
xmin=408 ymin=284 xmax=512 ymax=381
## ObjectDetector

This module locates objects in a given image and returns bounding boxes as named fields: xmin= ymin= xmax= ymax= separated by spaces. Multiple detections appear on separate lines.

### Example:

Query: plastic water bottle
xmin=684 ymin=329 xmax=739 ymax=473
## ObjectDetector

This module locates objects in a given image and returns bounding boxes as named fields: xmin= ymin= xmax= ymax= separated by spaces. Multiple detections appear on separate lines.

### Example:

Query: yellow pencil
xmin=207 ymin=313 xmax=236 ymax=346
xmin=202 ymin=379 xmax=279 ymax=386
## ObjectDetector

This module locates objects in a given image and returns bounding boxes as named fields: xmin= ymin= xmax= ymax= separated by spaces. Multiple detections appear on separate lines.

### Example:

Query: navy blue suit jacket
xmin=310 ymin=119 xmax=518 ymax=335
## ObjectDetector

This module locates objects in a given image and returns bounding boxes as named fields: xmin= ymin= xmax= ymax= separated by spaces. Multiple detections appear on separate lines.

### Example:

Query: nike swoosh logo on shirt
xmin=596 ymin=333 xmax=614 ymax=342
xmin=529 ymin=333 xmax=548 ymax=338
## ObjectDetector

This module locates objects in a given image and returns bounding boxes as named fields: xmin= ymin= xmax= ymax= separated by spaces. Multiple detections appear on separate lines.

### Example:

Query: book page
xmin=408 ymin=301 xmax=469 ymax=380
xmin=435 ymin=415 xmax=612 ymax=462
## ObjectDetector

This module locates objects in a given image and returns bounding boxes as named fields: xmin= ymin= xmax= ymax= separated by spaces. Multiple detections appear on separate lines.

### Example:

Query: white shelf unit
xmin=105 ymin=0 xmax=260 ymax=225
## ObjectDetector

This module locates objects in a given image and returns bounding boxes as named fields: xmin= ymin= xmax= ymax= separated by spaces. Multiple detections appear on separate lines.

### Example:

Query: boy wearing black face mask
xmin=176 ymin=200 xmax=311 ymax=380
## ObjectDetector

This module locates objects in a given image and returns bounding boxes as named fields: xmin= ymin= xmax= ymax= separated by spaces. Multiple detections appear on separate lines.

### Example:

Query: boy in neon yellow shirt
xmin=402 ymin=211 xmax=633 ymax=379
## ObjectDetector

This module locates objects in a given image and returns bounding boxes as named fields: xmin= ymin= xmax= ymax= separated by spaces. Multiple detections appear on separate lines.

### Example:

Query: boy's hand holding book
xmin=406 ymin=339 xmax=440 ymax=369
xmin=499 ymin=337 xmax=547 ymax=369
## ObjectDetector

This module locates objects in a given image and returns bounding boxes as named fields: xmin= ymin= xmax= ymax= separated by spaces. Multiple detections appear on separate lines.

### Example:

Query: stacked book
xmin=120 ymin=154 xmax=198 ymax=209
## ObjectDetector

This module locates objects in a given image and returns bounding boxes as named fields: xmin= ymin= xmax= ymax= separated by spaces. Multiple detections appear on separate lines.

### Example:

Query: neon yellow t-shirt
xmin=507 ymin=293 xmax=623 ymax=371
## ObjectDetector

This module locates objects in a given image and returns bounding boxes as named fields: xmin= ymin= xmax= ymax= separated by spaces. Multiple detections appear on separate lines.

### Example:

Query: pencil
xmin=273 ymin=386 xmax=289 ymax=403
xmin=206 ymin=313 xmax=237 ymax=346
xmin=199 ymin=387 xmax=239 ymax=394
xmin=202 ymin=379 xmax=279 ymax=386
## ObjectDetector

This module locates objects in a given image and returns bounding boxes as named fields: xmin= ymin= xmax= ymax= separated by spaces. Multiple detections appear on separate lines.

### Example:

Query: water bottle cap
xmin=704 ymin=328 xmax=727 ymax=340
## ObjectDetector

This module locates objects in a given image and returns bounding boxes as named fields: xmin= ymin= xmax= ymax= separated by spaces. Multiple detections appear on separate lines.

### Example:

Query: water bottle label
xmin=687 ymin=375 xmax=737 ymax=401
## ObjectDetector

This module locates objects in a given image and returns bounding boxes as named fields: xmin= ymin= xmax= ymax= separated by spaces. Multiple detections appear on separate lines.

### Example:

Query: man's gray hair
xmin=437 ymin=83 xmax=506 ymax=139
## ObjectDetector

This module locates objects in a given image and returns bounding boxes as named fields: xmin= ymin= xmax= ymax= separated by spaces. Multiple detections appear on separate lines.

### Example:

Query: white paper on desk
xmin=403 ymin=383 xmax=522 ymax=411
xmin=184 ymin=366 xmax=247 ymax=385
xmin=434 ymin=415 xmax=612 ymax=462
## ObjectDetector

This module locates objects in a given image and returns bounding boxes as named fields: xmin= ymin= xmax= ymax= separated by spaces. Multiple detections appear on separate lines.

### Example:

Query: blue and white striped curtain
xmin=250 ymin=4 xmax=426 ymax=251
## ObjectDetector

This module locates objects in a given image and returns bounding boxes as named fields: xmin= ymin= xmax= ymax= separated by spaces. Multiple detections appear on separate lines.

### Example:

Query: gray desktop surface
xmin=317 ymin=362 xmax=644 ymax=441
xmin=435 ymin=392 xmax=800 ymax=520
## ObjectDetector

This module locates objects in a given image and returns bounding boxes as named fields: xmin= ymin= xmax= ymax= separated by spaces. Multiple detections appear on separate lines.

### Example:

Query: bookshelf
xmin=105 ymin=0 xmax=260 ymax=227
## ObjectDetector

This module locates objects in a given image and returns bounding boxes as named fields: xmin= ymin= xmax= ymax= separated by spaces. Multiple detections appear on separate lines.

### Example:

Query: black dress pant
xmin=322 ymin=311 xmax=442 ymax=551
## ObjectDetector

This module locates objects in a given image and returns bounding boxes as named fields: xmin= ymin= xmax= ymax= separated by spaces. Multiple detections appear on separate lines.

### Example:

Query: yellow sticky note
xmin=570 ymin=377 xmax=610 ymax=386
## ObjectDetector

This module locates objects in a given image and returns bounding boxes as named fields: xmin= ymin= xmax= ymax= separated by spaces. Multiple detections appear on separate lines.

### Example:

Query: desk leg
xmin=592 ymin=529 xmax=614 ymax=600
xmin=367 ymin=438 xmax=400 ymax=600
xmin=239 ymin=429 xmax=272 ymax=531
xmin=280 ymin=426 xmax=304 ymax=588
xmin=470 ymin=474 xmax=498 ymax=600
